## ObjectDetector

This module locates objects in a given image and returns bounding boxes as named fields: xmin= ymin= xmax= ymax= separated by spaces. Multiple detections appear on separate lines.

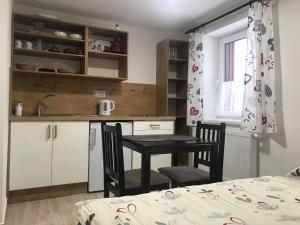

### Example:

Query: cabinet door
xmin=10 ymin=122 xmax=52 ymax=190
xmin=52 ymin=122 xmax=89 ymax=185
xmin=132 ymin=121 xmax=174 ymax=170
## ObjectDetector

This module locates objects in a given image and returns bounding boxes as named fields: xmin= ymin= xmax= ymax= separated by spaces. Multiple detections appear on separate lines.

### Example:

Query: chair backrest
xmin=101 ymin=123 xmax=125 ymax=192
xmin=194 ymin=121 xmax=226 ymax=179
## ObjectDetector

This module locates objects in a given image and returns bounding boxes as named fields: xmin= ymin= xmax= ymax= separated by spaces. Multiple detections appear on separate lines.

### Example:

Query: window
xmin=216 ymin=31 xmax=247 ymax=119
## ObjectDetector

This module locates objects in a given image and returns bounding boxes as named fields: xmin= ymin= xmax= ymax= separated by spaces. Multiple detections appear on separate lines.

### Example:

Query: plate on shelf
xmin=69 ymin=34 xmax=82 ymax=40
xmin=54 ymin=31 xmax=67 ymax=37
xmin=15 ymin=63 xmax=37 ymax=71
xmin=35 ymin=14 xmax=59 ymax=20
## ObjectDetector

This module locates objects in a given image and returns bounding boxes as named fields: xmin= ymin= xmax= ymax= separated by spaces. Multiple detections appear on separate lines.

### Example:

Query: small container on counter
xmin=15 ymin=102 xmax=23 ymax=117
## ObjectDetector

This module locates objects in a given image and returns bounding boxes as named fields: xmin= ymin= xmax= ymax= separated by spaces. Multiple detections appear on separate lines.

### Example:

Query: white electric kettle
xmin=98 ymin=100 xmax=115 ymax=116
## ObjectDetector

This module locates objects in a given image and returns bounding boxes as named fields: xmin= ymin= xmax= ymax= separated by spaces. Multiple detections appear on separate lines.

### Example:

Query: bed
xmin=75 ymin=176 xmax=300 ymax=225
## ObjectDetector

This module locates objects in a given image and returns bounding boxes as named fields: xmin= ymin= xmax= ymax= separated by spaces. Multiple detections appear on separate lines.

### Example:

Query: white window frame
xmin=216 ymin=30 xmax=247 ymax=120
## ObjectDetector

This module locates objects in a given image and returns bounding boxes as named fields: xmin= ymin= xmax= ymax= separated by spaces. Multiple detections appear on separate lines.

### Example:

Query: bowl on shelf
xmin=76 ymin=48 xmax=84 ymax=55
xmin=103 ymin=46 xmax=111 ymax=52
xmin=57 ymin=67 xmax=76 ymax=74
xmin=69 ymin=33 xmax=82 ymax=40
xmin=15 ymin=63 xmax=37 ymax=71
xmin=63 ymin=48 xmax=75 ymax=54
xmin=38 ymin=68 xmax=56 ymax=73
xmin=54 ymin=31 xmax=67 ymax=37
xmin=48 ymin=46 xmax=60 ymax=52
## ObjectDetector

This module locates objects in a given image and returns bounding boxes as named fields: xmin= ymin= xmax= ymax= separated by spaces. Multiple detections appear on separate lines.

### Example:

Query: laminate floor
xmin=4 ymin=192 xmax=103 ymax=225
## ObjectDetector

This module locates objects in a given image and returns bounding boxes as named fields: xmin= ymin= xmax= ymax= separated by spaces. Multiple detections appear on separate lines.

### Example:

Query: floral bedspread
xmin=75 ymin=176 xmax=300 ymax=225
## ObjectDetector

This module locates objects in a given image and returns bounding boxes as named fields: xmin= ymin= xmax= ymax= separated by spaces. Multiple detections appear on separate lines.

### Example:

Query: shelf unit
xmin=12 ymin=13 xmax=128 ymax=81
xmin=88 ymin=26 xmax=128 ymax=79
xmin=14 ymin=48 xmax=84 ymax=60
xmin=156 ymin=40 xmax=189 ymax=166
xmin=156 ymin=39 xmax=189 ymax=136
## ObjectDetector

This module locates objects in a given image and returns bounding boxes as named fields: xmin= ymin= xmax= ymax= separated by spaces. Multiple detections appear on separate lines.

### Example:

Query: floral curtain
xmin=241 ymin=0 xmax=277 ymax=133
xmin=187 ymin=31 xmax=204 ymax=126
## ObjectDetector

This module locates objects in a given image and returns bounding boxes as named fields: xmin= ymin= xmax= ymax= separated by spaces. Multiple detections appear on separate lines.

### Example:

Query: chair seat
xmin=125 ymin=169 xmax=170 ymax=189
xmin=158 ymin=166 xmax=209 ymax=184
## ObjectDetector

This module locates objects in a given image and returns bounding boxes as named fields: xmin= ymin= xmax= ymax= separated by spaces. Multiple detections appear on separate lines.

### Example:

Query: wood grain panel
xmin=8 ymin=182 xmax=87 ymax=203
xmin=10 ymin=116 xmax=176 ymax=122
xmin=11 ymin=75 xmax=156 ymax=116
xmin=156 ymin=40 xmax=169 ymax=116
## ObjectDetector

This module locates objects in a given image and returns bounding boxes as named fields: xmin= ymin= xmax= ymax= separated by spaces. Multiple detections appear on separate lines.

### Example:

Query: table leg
xmin=141 ymin=153 xmax=151 ymax=193
xmin=171 ymin=153 xmax=179 ymax=167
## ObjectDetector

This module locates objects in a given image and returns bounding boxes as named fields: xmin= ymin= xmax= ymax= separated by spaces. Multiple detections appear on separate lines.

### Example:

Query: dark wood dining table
xmin=122 ymin=134 xmax=220 ymax=193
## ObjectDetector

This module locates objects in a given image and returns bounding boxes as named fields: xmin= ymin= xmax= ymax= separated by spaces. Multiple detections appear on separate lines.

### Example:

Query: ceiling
xmin=14 ymin=0 xmax=248 ymax=32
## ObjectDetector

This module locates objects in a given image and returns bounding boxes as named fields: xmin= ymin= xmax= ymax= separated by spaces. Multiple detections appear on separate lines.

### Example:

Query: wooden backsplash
xmin=11 ymin=75 xmax=157 ymax=116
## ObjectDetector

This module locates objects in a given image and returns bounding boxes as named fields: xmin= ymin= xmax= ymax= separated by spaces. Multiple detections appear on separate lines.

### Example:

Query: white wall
xmin=13 ymin=4 xmax=185 ymax=85
xmin=0 ymin=0 xmax=12 ymax=223
xmin=259 ymin=0 xmax=300 ymax=176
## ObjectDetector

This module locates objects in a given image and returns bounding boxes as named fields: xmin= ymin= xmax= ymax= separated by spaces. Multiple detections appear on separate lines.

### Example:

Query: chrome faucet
xmin=36 ymin=94 xmax=57 ymax=117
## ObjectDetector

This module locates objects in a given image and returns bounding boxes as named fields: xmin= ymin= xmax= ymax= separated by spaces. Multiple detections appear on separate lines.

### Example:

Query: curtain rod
xmin=185 ymin=0 xmax=260 ymax=34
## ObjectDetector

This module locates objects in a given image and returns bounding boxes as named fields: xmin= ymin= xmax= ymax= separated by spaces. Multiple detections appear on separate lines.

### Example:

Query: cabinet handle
xmin=52 ymin=125 xmax=57 ymax=139
xmin=47 ymin=125 xmax=51 ymax=140
xmin=150 ymin=124 xmax=160 ymax=129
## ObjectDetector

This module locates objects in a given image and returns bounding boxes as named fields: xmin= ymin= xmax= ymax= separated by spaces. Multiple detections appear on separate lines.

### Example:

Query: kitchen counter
xmin=9 ymin=115 xmax=176 ymax=122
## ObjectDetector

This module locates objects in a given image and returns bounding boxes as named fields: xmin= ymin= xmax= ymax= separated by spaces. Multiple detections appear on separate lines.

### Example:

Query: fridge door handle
xmin=90 ymin=128 xmax=96 ymax=151
xmin=93 ymin=129 xmax=97 ymax=146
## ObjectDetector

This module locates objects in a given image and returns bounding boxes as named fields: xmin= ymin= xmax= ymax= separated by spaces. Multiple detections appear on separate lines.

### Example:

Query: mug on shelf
xmin=15 ymin=40 xmax=23 ymax=49
xmin=25 ymin=41 xmax=33 ymax=49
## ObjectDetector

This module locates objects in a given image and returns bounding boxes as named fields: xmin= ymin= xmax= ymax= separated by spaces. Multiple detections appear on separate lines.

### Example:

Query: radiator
xmin=223 ymin=127 xmax=258 ymax=180
xmin=191 ymin=126 xmax=258 ymax=180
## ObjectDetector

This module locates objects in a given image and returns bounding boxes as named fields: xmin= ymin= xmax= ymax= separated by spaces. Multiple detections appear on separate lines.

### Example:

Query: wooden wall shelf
xmin=168 ymin=97 xmax=187 ymax=100
xmin=13 ymin=69 xmax=127 ymax=82
xmin=14 ymin=30 xmax=85 ymax=45
xmin=12 ymin=13 xmax=128 ymax=82
xmin=14 ymin=48 xmax=84 ymax=60
xmin=169 ymin=58 xmax=188 ymax=64
xmin=88 ymin=51 xmax=127 ymax=60
xmin=168 ymin=77 xmax=187 ymax=81
xmin=84 ymin=75 xmax=127 ymax=82
xmin=13 ymin=69 xmax=85 ymax=78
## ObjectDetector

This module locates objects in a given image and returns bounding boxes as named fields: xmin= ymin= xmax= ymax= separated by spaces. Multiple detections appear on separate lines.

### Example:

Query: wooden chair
xmin=101 ymin=123 xmax=170 ymax=197
xmin=158 ymin=121 xmax=226 ymax=187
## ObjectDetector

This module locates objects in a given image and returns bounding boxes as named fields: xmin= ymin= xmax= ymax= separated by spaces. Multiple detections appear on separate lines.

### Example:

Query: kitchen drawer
xmin=133 ymin=130 xmax=174 ymax=135
xmin=132 ymin=120 xmax=174 ymax=170
xmin=133 ymin=121 xmax=174 ymax=131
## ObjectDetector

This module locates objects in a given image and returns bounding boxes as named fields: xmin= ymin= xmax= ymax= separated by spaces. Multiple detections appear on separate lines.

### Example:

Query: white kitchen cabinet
xmin=52 ymin=122 xmax=89 ymax=185
xmin=132 ymin=121 xmax=174 ymax=170
xmin=10 ymin=122 xmax=53 ymax=190
xmin=10 ymin=121 xmax=89 ymax=190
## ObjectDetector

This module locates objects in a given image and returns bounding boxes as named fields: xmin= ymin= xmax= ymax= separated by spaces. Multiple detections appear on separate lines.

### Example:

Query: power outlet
xmin=94 ymin=90 xmax=106 ymax=97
